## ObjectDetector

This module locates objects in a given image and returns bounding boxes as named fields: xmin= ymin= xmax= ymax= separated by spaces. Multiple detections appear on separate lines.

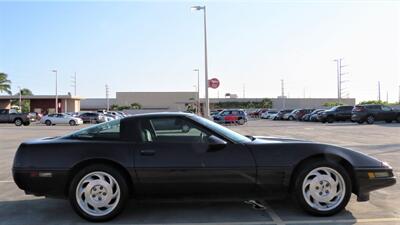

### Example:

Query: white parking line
xmin=262 ymin=201 xmax=284 ymax=225
xmin=0 ymin=180 xmax=14 ymax=183
xmin=76 ymin=217 xmax=400 ymax=225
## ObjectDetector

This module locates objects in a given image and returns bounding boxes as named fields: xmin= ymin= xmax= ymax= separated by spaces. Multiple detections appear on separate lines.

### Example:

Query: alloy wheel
xmin=302 ymin=167 xmax=346 ymax=211
xmin=76 ymin=171 xmax=121 ymax=217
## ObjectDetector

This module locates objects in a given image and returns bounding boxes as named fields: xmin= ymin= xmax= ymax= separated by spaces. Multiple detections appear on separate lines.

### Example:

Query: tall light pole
xmin=18 ymin=86 xmax=22 ymax=112
xmin=193 ymin=69 xmax=200 ymax=115
xmin=51 ymin=70 xmax=58 ymax=113
xmin=191 ymin=5 xmax=209 ymax=118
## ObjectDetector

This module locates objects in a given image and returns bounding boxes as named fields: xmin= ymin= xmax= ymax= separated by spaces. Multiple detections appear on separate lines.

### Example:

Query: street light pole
xmin=193 ymin=69 xmax=200 ymax=115
xmin=18 ymin=86 xmax=21 ymax=112
xmin=191 ymin=5 xmax=209 ymax=118
xmin=51 ymin=70 xmax=58 ymax=113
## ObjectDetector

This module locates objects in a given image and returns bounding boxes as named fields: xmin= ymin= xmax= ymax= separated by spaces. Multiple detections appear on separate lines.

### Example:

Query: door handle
xmin=140 ymin=149 xmax=156 ymax=156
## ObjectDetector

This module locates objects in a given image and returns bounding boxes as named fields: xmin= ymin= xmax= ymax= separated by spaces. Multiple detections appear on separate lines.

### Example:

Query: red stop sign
xmin=208 ymin=78 xmax=220 ymax=89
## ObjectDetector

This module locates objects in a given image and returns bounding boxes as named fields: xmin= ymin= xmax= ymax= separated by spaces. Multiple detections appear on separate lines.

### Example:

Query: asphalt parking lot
xmin=0 ymin=120 xmax=399 ymax=225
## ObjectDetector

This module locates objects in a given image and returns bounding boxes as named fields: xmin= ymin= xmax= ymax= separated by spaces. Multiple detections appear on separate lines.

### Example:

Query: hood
xmin=252 ymin=136 xmax=310 ymax=143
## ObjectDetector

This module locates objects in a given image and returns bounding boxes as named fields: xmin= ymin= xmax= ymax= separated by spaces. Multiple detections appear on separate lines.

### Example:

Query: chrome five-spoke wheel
xmin=76 ymin=171 xmax=120 ymax=217
xmin=302 ymin=167 xmax=345 ymax=211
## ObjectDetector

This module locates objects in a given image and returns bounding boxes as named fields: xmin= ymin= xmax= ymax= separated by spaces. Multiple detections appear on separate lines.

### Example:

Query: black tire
xmin=289 ymin=116 xmax=295 ymax=121
xmin=385 ymin=120 xmax=392 ymax=123
xmin=327 ymin=117 xmax=334 ymax=123
xmin=366 ymin=115 xmax=375 ymax=124
xmin=69 ymin=120 xmax=76 ymax=126
xmin=69 ymin=164 xmax=129 ymax=222
xmin=14 ymin=118 xmax=23 ymax=126
xmin=238 ymin=118 xmax=245 ymax=125
xmin=45 ymin=120 xmax=52 ymax=126
xmin=396 ymin=115 xmax=400 ymax=123
xmin=292 ymin=160 xmax=352 ymax=216
xmin=23 ymin=121 xmax=30 ymax=126
xmin=357 ymin=120 xmax=364 ymax=124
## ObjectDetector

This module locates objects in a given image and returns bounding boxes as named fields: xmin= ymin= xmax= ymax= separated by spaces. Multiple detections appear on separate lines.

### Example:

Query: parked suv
xmin=351 ymin=104 xmax=400 ymax=124
xmin=318 ymin=105 xmax=354 ymax=123
xmin=213 ymin=109 xmax=247 ymax=125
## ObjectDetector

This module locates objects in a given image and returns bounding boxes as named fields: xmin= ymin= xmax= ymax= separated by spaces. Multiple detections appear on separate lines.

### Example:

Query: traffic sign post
xmin=208 ymin=78 xmax=220 ymax=89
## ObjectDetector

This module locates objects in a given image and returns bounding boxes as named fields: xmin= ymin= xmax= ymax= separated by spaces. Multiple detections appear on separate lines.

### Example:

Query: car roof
xmin=125 ymin=112 xmax=193 ymax=119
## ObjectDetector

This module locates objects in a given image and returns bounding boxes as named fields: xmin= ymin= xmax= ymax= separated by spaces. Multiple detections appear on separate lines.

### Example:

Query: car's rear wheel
xmin=357 ymin=120 xmax=364 ymax=124
xmin=293 ymin=160 xmax=351 ymax=216
xmin=14 ymin=118 xmax=22 ymax=126
xmin=327 ymin=117 xmax=334 ymax=123
xmin=45 ymin=120 xmax=52 ymax=126
xmin=69 ymin=120 xmax=76 ymax=126
xmin=69 ymin=164 xmax=128 ymax=222
xmin=366 ymin=115 xmax=375 ymax=124
xmin=238 ymin=118 xmax=245 ymax=125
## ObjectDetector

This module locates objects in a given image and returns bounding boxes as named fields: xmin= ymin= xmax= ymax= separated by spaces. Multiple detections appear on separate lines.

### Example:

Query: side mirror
xmin=207 ymin=135 xmax=227 ymax=152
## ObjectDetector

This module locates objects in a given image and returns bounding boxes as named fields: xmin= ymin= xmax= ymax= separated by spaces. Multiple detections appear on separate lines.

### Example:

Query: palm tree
xmin=0 ymin=72 xmax=12 ymax=95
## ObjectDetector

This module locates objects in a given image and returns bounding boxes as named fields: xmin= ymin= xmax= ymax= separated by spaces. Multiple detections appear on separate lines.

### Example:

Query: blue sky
xmin=0 ymin=1 xmax=399 ymax=102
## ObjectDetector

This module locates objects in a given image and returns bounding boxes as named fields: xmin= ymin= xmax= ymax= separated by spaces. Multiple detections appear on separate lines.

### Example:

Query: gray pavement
xmin=0 ymin=120 xmax=399 ymax=225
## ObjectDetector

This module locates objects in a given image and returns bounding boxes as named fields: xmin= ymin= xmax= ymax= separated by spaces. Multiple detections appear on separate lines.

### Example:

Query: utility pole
xmin=333 ymin=58 xmax=348 ymax=103
xmin=243 ymin=83 xmax=246 ymax=98
xmin=71 ymin=72 xmax=77 ymax=96
xmin=398 ymin=85 xmax=400 ymax=103
xmin=386 ymin=91 xmax=389 ymax=103
xmin=105 ymin=84 xmax=109 ymax=111
xmin=378 ymin=81 xmax=381 ymax=101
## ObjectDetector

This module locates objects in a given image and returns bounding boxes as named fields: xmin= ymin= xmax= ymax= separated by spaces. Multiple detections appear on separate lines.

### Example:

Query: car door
xmin=381 ymin=106 xmax=395 ymax=121
xmin=133 ymin=115 xmax=256 ymax=197
xmin=0 ymin=109 xmax=9 ymax=122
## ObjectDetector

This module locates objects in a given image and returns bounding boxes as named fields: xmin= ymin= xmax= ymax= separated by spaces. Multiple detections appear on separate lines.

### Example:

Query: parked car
xmin=261 ymin=110 xmax=277 ymax=119
xmin=274 ymin=109 xmax=293 ymax=120
xmin=0 ymin=108 xmax=31 ymax=126
xmin=79 ymin=112 xmax=106 ymax=123
xmin=304 ymin=109 xmax=325 ymax=122
xmin=28 ymin=112 xmax=42 ymax=122
xmin=40 ymin=113 xmax=83 ymax=126
xmin=292 ymin=109 xmax=314 ymax=121
xmin=318 ymin=106 xmax=354 ymax=123
xmin=282 ymin=109 xmax=296 ymax=120
xmin=13 ymin=112 xmax=396 ymax=221
xmin=351 ymin=104 xmax=400 ymax=124
xmin=213 ymin=109 xmax=247 ymax=125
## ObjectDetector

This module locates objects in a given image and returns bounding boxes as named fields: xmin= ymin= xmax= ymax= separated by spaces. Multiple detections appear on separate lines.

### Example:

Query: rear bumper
xmin=13 ymin=168 xmax=69 ymax=197
xmin=354 ymin=167 xmax=396 ymax=201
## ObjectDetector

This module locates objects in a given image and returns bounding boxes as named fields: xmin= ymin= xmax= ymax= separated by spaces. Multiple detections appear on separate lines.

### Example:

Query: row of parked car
xmin=261 ymin=104 xmax=400 ymax=124
xmin=39 ymin=111 xmax=129 ymax=126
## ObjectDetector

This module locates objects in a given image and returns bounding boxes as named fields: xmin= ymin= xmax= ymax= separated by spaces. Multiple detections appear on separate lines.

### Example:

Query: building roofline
xmin=0 ymin=95 xmax=84 ymax=100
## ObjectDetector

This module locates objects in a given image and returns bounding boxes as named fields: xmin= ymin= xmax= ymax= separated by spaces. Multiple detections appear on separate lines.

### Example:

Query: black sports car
xmin=13 ymin=112 xmax=396 ymax=221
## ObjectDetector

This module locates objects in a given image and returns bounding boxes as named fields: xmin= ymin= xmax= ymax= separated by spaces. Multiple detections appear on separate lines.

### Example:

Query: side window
xmin=0 ymin=109 xmax=7 ymax=114
xmin=382 ymin=106 xmax=391 ymax=111
xmin=140 ymin=117 xmax=209 ymax=144
xmin=220 ymin=111 xmax=230 ymax=116
xmin=71 ymin=119 xmax=120 ymax=140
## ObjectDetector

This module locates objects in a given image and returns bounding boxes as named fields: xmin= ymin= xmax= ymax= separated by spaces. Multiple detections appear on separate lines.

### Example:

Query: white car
xmin=40 ymin=113 xmax=83 ymax=126
xmin=261 ymin=111 xmax=278 ymax=119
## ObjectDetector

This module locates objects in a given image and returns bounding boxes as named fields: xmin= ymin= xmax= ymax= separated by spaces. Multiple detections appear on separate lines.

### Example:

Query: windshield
xmin=190 ymin=115 xmax=251 ymax=143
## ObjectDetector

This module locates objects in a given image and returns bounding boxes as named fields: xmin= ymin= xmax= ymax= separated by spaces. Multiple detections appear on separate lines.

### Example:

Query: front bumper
xmin=354 ymin=167 xmax=396 ymax=201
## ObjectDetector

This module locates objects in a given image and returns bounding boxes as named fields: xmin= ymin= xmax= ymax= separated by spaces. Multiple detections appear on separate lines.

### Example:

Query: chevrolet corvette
xmin=12 ymin=112 xmax=396 ymax=221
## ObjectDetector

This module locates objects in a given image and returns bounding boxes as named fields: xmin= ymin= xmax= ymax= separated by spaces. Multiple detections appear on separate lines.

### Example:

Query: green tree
xmin=130 ymin=103 xmax=142 ymax=109
xmin=260 ymin=98 xmax=273 ymax=108
xmin=0 ymin=72 xmax=12 ymax=95
xmin=359 ymin=100 xmax=387 ymax=105
xmin=322 ymin=101 xmax=343 ymax=107
xmin=12 ymin=88 xmax=33 ymax=112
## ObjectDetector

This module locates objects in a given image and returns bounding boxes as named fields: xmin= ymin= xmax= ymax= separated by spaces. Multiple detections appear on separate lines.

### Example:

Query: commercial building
xmin=81 ymin=92 xmax=356 ymax=112
xmin=0 ymin=95 xmax=82 ymax=113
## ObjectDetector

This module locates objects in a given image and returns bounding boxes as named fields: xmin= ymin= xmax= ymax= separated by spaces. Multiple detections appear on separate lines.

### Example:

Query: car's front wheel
xmin=69 ymin=120 xmax=76 ymax=126
xmin=293 ymin=160 xmax=351 ymax=216
xmin=69 ymin=164 xmax=128 ymax=222
xmin=366 ymin=115 xmax=375 ymax=124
